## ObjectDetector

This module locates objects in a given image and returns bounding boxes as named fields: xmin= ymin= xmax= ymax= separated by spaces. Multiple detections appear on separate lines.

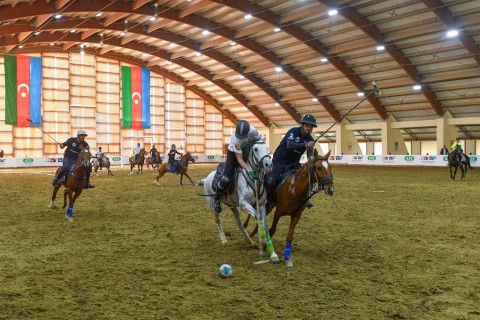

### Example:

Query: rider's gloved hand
xmin=249 ymin=170 xmax=259 ymax=181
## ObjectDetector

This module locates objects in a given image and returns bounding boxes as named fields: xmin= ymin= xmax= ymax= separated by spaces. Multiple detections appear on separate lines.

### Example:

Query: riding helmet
xmin=171 ymin=144 xmax=176 ymax=148
xmin=99 ymin=147 xmax=102 ymax=149
xmin=77 ymin=129 xmax=88 ymax=136
xmin=235 ymin=120 xmax=250 ymax=139
xmin=300 ymin=114 xmax=317 ymax=127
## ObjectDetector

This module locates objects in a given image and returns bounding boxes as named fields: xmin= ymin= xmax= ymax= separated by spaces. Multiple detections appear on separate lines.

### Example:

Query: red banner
xmin=16 ymin=55 xmax=30 ymax=127
xmin=131 ymin=67 xmax=142 ymax=130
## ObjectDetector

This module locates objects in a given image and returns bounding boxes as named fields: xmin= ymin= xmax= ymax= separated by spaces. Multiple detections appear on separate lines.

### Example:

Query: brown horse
xmin=93 ymin=156 xmax=113 ymax=176
xmin=245 ymin=149 xmax=334 ymax=267
xmin=129 ymin=149 xmax=147 ymax=175
xmin=146 ymin=151 xmax=162 ymax=170
xmin=153 ymin=152 xmax=195 ymax=185
xmin=49 ymin=148 xmax=91 ymax=222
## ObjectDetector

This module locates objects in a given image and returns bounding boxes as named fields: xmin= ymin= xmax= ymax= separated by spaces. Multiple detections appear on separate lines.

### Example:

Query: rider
xmin=51 ymin=129 xmax=95 ymax=189
xmin=265 ymin=114 xmax=317 ymax=208
xmin=133 ymin=143 xmax=142 ymax=161
xmin=150 ymin=144 xmax=158 ymax=165
xmin=451 ymin=137 xmax=463 ymax=162
xmin=168 ymin=144 xmax=182 ymax=175
xmin=213 ymin=120 xmax=260 ymax=213
xmin=96 ymin=147 xmax=104 ymax=168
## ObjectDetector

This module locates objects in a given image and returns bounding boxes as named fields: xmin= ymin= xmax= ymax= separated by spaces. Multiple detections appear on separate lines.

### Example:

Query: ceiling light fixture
xmin=55 ymin=13 xmax=62 ymax=19
xmin=413 ymin=84 xmax=422 ymax=90
xmin=50 ymin=42 xmax=55 ymax=46
xmin=275 ymin=66 xmax=282 ymax=72
xmin=320 ymin=57 xmax=328 ymax=62
xmin=274 ymin=103 xmax=280 ymax=106
xmin=357 ymin=92 xmax=365 ymax=97
xmin=328 ymin=9 xmax=338 ymax=16
xmin=312 ymin=98 xmax=318 ymax=102
xmin=167 ymin=60 xmax=173 ymax=65
xmin=195 ymin=52 xmax=202 ymax=56
xmin=170 ymin=43 xmax=176 ymax=48
xmin=202 ymin=30 xmax=210 ymax=35
xmin=446 ymin=29 xmax=459 ymax=38
xmin=273 ymin=27 xmax=281 ymax=32
xmin=19 ymin=44 xmax=24 ymax=48
xmin=230 ymin=41 xmax=236 ymax=46
xmin=376 ymin=45 xmax=385 ymax=51
xmin=239 ymin=75 xmax=245 ymax=79
xmin=244 ymin=14 xmax=252 ymax=19
xmin=34 ymin=31 xmax=40 ymax=35
xmin=96 ymin=12 xmax=102 ymax=17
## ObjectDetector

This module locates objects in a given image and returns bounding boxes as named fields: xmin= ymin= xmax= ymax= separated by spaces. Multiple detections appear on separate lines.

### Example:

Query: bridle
xmin=247 ymin=140 xmax=271 ymax=175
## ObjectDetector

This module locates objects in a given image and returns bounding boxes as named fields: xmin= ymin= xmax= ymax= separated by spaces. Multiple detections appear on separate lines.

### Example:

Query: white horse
xmin=198 ymin=140 xmax=279 ymax=263
xmin=92 ymin=156 xmax=113 ymax=176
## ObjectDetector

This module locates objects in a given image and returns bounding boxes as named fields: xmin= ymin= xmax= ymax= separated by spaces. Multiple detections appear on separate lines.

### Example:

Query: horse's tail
xmin=196 ymin=178 xmax=206 ymax=186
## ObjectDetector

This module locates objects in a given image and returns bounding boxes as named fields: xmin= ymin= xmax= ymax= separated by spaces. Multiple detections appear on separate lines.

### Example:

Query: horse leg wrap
xmin=67 ymin=205 xmax=74 ymax=218
xmin=265 ymin=234 xmax=274 ymax=254
xmin=257 ymin=220 xmax=267 ymax=245
xmin=284 ymin=242 xmax=292 ymax=260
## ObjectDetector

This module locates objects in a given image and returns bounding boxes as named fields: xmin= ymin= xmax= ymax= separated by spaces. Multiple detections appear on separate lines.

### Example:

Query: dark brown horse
xmin=49 ymin=148 xmax=91 ymax=222
xmin=146 ymin=151 xmax=162 ymax=170
xmin=245 ymin=149 xmax=334 ymax=267
xmin=448 ymin=151 xmax=472 ymax=180
xmin=93 ymin=156 xmax=113 ymax=176
xmin=153 ymin=151 xmax=195 ymax=185
xmin=129 ymin=149 xmax=147 ymax=175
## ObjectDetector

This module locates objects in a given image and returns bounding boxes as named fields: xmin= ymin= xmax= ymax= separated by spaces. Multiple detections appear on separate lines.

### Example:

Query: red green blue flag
xmin=121 ymin=66 xmax=150 ymax=129
xmin=5 ymin=55 xmax=42 ymax=126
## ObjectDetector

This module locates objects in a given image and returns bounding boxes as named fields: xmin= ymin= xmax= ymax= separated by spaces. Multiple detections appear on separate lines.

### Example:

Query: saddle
xmin=212 ymin=163 xmax=237 ymax=194
xmin=266 ymin=164 xmax=298 ymax=210
xmin=59 ymin=164 xmax=83 ymax=182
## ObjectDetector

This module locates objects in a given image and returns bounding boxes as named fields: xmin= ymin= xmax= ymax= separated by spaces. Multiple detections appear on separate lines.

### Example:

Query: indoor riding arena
xmin=0 ymin=0 xmax=479 ymax=319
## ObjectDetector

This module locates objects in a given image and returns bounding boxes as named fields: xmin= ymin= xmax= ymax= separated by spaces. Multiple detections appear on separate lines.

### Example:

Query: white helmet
xmin=77 ymin=130 xmax=88 ymax=136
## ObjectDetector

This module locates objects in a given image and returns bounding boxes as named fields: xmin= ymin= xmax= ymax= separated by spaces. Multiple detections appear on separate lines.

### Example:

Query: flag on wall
xmin=5 ymin=55 xmax=42 ymax=126
xmin=121 ymin=66 xmax=150 ymax=129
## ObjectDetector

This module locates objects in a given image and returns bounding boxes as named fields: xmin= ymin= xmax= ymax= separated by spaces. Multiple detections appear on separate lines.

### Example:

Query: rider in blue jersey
xmin=265 ymin=114 xmax=317 ymax=207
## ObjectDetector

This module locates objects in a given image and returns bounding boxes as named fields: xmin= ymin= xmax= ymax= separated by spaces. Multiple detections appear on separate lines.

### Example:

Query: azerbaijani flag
xmin=121 ymin=66 xmax=150 ymax=129
xmin=5 ymin=55 xmax=42 ymax=126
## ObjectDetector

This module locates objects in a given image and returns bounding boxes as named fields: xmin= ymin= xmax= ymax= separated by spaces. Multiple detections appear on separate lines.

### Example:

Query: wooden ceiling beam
xmin=315 ymin=0 xmax=442 ymax=115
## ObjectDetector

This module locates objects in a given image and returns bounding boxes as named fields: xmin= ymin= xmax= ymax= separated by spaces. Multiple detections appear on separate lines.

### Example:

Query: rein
xmin=294 ymin=157 xmax=333 ymax=205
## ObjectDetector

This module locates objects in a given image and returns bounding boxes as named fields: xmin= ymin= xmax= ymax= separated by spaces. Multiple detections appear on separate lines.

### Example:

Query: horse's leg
xmin=49 ymin=184 xmax=62 ymax=208
xmin=461 ymin=165 xmax=465 ymax=180
xmin=454 ymin=166 xmax=458 ymax=180
xmin=269 ymin=209 xmax=281 ymax=238
xmin=62 ymin=188 xmax=70 ymax=209
xmin=213 ymin=211 xmax=228 ymax=245
xmin=180 ymin=173 xmax=184 ymax=185
xmin=153 ymin=168 xmax=166 ymax=185
xmin=230 ymin=207 xmax=257 ymax=248
xmin=284 ymin=214 xmax=302 ymax=267
xmin=183 ymin=172 xmax=195 ymax=185
xmin=94 ymin=166 xmax=98 ymax=176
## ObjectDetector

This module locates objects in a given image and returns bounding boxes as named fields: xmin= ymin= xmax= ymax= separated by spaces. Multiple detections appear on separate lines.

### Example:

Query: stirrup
xmin=51 ymin=178 xmax=58 ymax=186
xmin=306 ymin=201 xmax=313 ymax=209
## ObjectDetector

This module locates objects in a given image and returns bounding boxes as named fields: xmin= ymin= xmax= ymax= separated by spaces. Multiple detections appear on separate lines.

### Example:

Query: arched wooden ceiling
xmin=1 ymin=0 xmax=479 ymax=139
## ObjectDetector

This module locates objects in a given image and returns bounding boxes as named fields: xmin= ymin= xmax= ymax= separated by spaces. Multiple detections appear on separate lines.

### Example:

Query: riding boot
xmin=213 ymin=193 xmax=223 ymax=213
xmin=52 ymin=166 xmax=67 ymax=185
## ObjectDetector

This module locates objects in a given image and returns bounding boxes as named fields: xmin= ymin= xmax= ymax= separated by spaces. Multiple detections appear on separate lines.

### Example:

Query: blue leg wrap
xmin=67 ymin=205 xmax=73 ymax=218
xmin=284 ymin=242 xmax=292 ymax=260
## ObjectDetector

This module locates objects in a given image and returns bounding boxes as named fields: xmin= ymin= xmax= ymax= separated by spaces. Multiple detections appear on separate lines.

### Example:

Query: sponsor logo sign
xmin=382 ymin=156 xmax=395 ymax=162
xmin=404 ymin=156 xmax=414 ymax=161
xmin=420 ymin=156 xmax=436 ymax=161
xmin=470 ymin=156 xmax=478 ymax=162
xmin=23 ymin=158 xmax=34 ymax=163
xmin=45 ymin=158 xmax=56 ymax=163
xmin=351 ymin=155 xmax=364 ymax=161
xmin=0 ymin=158 xmax=6 ymax=166
xmin=58 ymin=158 xmax=63 ymax=163
xmin=193 ymin=155 xmax=199 ymax=160
xmin=368 ymin=156 xmax=376 ymax=161
xmin=112 ymin=156 xmax=121 ymax=161
xmin=207 ymin=155 xmax=215 ymax=160
xmin=443 ymin=156 xmax=448 ymax=161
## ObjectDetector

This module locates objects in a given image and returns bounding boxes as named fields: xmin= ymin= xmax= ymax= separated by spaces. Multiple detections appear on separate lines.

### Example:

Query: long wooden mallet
xmin=27 ymin=118 xmax=61 ymax=145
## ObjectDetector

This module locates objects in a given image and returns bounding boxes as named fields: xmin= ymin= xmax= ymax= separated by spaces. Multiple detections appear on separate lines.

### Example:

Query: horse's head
xmin=78 ymin=148 xmax=91 ymax=168
xmin=185 ymin=151 xmax=195 ymax=163
xmin=310 ymin=149 xmax=334 ymax=195
xmin=140 ymin=149 xmax=147 ymax=156
xmin=249 ymin=140 xmax=272 ymax=173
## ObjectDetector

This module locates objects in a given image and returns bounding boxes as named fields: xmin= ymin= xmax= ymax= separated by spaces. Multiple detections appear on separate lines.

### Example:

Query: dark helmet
xmin=301 ymin=114 xmax=317 ymax=127
xmin=235 ymin=120 xmax=250 ymax=139
xmin=171 ymin=144 xmax=176 ymax=148
xmin=98 ymin=147 xmax=102 ymax=150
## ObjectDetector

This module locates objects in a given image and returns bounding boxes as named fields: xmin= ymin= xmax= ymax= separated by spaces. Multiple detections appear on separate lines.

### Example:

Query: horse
xmin=448 ymin=151 xmax=473 ymax=180
xmin=146 ymin=151 xmax=162 ymax=170
xmin=244 ymin=149 xmax=334 ymax=267
xmin=92 ymin=155 xmax=113 ymax=176
xmin=197 ymin=140 xmax=279 ymax=263
xmin=129 ymin=149 xmax=147 ymax=175
xmin=153 ymin=152 xmax=196 ymax=185
xmin=49 ymin=147 xmax=91 ymax=222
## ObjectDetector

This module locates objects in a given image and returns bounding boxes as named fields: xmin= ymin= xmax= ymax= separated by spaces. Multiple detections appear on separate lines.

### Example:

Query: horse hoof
xmin=285 ymin=259 xmax=294 ymax=267
xmin=65 ymin=215 xmax=73 ymax=223
xmin=250 ymin=242 xmax=258 ymax=249
xmin=221 ymin=240 xmax=228 ymax=246
xmin=270 ymin=252 xmax=280 ymax=263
